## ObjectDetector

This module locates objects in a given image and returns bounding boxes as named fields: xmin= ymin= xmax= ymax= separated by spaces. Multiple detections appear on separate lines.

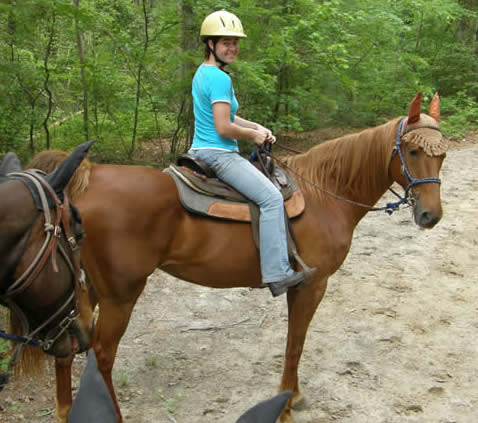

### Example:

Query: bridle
xmin=387 ymin=118 xmax=442 ymax=211
xmin=0 ymin=169 xmax=86 ymax=354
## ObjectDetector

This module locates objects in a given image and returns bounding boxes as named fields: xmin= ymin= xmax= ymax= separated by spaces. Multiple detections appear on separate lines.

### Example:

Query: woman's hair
xmin=203 ymin=36 xmax=220 ymax=60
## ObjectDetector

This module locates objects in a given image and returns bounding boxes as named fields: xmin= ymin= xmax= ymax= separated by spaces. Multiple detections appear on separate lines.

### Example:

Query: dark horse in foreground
xmin=30 ymin=93 xmax=447 ymax=422
xmin=0 ymin=142 xmax=94 ymax=418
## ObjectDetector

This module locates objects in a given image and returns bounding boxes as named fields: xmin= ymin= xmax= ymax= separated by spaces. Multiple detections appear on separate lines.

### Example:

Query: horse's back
xmin=75 ymin=163 xmax=264 ymax=288
xmin=75 ymin=164 xmax=185 ymax=282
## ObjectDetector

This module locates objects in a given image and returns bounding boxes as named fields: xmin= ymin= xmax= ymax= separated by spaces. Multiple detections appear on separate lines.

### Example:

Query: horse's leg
xmin=92 ymin=296 xmax=143 ymax=423
xmin=279 ymin=277 xmax=328 ymax=423
xmin=54 ymin=355 xmax=74 ymax=423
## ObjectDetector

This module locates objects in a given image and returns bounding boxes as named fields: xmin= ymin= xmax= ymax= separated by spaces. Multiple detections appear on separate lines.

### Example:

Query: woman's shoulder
xmin=199 ymin=64 xmax=231 ymax=83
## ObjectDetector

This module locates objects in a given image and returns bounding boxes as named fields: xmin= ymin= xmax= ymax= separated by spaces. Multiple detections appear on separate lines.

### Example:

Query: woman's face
xmin=210 ymin=36 xmax=240 ymax=64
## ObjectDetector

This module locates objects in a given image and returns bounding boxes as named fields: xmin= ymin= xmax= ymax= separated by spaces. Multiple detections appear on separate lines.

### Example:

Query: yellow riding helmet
xmin=200 ymin=10 xmax=247 ymax=39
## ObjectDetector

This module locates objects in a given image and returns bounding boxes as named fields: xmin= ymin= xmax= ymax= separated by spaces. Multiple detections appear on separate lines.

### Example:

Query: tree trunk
xmin=170 ymin=0 xmax=195 ymax=157
xmin=456 ymin=0 xmax=478 ymax=43
xmin=129 ymin=0 xmax=151 ymax=158
xmin=72 ymin=0 xmax=89 ymax=140
xmin=414 ymin=10 xmax=424 ymax=54
xmin=41 ymin=11 xmax=56 ymax=150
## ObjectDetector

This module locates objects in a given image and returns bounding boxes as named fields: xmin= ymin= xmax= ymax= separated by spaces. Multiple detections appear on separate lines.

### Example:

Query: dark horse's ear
xmin=47 ymin=140 xmax=95 ymax=197
xmin=69 ymin=349 xmax=116 ymax=423
xmin=235 ymin=392 xmax=292 ymax=423
xmin=0 ymin=152 xmax=22 ymax=176
xmin=408 ymin=92 xmax=422 ymax=124
xmin=429 ymin=92 xmax=440 ymax=123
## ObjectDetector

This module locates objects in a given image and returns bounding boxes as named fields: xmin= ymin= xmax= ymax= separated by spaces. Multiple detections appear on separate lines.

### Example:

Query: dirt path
xmin=1 ymin=137 xmax=477 ymax=423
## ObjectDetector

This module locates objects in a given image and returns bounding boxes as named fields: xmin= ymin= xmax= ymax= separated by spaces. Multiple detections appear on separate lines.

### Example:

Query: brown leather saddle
xmin=164 ymin=152 xmax=305 ymax=223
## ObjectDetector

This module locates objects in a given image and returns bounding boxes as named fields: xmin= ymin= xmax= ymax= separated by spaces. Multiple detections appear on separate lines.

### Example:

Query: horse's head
xmin=389 ymin=93 xmax=447 ymax=229
xmin=0 ymin=141 xmax=95 ymax=358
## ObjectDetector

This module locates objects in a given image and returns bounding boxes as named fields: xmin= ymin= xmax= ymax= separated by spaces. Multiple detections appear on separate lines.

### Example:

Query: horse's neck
xmin=288 ymin=120 xmax=398 ymax=222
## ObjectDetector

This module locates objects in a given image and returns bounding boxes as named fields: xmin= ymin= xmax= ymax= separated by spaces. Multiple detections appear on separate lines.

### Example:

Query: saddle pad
xmin=164 ymin=166 xmax=305 ymax=222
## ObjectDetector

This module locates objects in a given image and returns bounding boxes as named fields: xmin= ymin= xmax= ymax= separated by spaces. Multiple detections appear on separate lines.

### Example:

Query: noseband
xmin=0 ymin=170 xmax=85 ymax=353
xmin=385 ymin=119 xmax=442 ymax=213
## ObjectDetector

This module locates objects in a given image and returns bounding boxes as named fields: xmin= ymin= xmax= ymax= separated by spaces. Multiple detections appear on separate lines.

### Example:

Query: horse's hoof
xmin=291 ymin=391 xmax=306 ymax=409
xmin=55 ymin=415 xmax=68 ymax=423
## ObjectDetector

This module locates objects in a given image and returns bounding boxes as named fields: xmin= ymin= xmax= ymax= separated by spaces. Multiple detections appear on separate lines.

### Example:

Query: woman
xmin=188 ymin=10 xmax=315 ymax=297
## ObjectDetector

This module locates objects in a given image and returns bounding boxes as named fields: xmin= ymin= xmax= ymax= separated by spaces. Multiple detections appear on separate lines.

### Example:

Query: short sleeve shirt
xmin=191 ymin=64 xmax=239 ymax=151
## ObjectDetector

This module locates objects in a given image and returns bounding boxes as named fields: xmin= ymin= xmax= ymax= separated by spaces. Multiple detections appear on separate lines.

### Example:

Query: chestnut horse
xmin=0 ymin=142 xmax=94 ymax=418
xmin=30 ymin=93 xmax=447 ymax=423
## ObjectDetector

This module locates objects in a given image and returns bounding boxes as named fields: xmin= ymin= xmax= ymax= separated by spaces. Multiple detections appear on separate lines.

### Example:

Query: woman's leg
xmin=191 ymin=149 xmax=292 ymax=282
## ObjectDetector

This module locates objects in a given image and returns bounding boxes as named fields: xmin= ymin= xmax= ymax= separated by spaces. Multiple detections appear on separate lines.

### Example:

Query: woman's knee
xmin=258 ymin=186 xmax=283 ymax=209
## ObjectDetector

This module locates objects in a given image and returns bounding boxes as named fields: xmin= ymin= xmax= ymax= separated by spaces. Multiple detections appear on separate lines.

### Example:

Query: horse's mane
xmin=8 ymin=311 xmax=51 ymax=379
xmin=284 ymin=118 xmax=400 ymax=201
xmin=28 ymin=150 xmax=91 ymax=202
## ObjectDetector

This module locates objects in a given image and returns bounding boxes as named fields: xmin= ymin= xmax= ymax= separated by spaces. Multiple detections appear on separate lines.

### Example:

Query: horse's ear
xmin=429 ymin=92 xmax=440 ymax=123
xmin=47 ymin=140 xmax=95 ymax=195
xmin=69 ymin=349 xmax=116 ymax=423
xmin=0 ymin=152 xmax=22 ymax=176
xmin=235 ymin=392 xmax=292 ymax=423
xmin=408 ymin=92 xmax=422 ymax=124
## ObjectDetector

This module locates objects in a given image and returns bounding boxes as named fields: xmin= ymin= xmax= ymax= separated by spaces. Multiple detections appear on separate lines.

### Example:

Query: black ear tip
xmin=235 ymin=391 xmax=292 ymax=423
xmin=0 ymin=152 xmax=22 ymax=175
xmin=47 ymin=140 xmax=96 ymax=194
xmin=82 ymin=139 xmax=96 ymax=152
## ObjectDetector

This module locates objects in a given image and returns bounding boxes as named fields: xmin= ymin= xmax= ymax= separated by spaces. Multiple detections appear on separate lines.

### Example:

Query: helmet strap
xmin=207 ymin=38 xmax=228 ymax=70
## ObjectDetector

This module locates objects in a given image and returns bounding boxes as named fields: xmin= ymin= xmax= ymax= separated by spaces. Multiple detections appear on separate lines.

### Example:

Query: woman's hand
xmin=256 ymin=124 xmax=276 ymax=144
xmin=251 ymin=129 xmax=268 ymax=146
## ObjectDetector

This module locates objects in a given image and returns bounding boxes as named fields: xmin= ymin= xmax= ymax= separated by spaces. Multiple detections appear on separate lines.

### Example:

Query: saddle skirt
xmin=164 ymin=157 xmax=305 ymax=223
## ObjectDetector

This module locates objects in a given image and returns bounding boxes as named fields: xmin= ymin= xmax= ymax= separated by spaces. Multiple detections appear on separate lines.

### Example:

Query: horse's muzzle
xmin=416 ymin=209 xmax=441 ymax=228
xmin=44 ymin=318 xmax=94 ymax=358
xmin=69 ymin=318 xmax=94 ymax=354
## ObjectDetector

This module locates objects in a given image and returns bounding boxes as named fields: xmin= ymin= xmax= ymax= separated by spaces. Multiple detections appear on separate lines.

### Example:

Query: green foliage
xmin=0 ymin=0 xmax=476 ymax=161
xmin=0 ymin=308 xmax=10 ymax=374
xmin=0 ymin=339 xmax=9 ymax=373
xmin=441 ymin=90 xmax=478 ymax=137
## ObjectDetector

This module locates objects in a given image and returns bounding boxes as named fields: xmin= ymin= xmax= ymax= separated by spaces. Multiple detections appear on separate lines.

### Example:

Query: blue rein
xmin=0 ymin=330 xmax=41 ymax=347
xmin=384 ymin=119 xmax=441 ymax=215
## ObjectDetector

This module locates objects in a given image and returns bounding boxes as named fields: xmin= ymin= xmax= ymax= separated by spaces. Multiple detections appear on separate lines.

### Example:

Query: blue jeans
xmin=189 ymin=148 xmax=294 ymax=283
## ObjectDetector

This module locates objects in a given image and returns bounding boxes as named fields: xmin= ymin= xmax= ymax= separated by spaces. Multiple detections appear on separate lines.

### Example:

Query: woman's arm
xmin=234 ymin=115 xmax=258 ymax=130
xmin=213 ymin=102 xmax=268 ymax=146
xmin=235 ymin=116 xmax=276 ymax=143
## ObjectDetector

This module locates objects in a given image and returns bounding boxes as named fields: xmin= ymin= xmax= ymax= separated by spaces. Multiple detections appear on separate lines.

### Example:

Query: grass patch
xmin=0 ymin=308 xmax=11 ymax=373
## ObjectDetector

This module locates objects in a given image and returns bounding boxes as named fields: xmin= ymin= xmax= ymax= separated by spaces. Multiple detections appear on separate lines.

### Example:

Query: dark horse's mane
xmin=7 ymin=314 xmax=49 ymax=378
xmin=28 ymin=151 xmax=91 ymax=202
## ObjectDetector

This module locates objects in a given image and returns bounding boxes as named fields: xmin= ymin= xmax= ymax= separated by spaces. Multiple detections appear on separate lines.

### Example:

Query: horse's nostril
xmin=419 ymin=210 xmax=440 ymax=228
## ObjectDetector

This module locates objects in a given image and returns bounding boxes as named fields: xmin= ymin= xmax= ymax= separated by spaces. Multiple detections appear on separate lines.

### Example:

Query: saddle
xmin=164 ymin=152 xmax=305 ymax=223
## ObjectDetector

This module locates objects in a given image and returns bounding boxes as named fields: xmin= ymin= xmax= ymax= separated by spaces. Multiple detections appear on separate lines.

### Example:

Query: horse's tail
xmin=7 ymin=309 xmax=50 ymax=380
xmin=28 ymin=149 xmax=91 ymax=202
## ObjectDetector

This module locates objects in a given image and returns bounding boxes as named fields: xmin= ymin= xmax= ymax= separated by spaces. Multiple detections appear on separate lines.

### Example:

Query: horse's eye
xmin=409 ymin=149 xmax=419 ymax=158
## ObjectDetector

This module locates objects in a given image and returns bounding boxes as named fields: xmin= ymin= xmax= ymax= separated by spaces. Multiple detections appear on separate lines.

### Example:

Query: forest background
xmin=0 ymin=0 xmax=477 ymax=166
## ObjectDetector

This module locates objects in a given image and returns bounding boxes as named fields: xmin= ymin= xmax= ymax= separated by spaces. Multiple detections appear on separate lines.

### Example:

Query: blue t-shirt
xmin=191 ymin=64 xmax=239 ymax=151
